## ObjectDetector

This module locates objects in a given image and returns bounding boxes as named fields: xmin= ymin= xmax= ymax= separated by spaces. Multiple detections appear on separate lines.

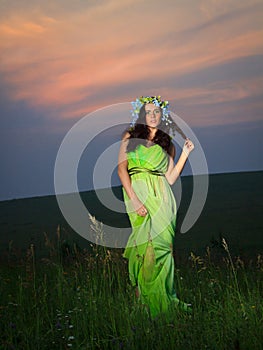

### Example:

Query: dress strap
xmin=128 ymin=167 xmax=165 ymax=177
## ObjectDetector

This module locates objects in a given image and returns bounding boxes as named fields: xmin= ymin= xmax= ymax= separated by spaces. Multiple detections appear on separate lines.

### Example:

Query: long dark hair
xmin=125 ymin=104 xmax=187 ymax=156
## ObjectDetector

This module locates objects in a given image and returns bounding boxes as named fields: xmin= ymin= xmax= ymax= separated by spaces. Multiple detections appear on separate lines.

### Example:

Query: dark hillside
xmin=0 ymin=171 xmax=262 ymax=262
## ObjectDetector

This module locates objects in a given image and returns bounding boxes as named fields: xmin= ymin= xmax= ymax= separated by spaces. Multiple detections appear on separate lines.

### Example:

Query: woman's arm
xmin=165 ymin=139 xmax=194 ymax=185
xmin=118 ymin=134 xmax=148 ymax=217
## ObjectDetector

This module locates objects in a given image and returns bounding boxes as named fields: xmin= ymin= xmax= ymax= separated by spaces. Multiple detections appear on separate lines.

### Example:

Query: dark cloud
xmin=170 ymin=55 xmax=263 ymax=87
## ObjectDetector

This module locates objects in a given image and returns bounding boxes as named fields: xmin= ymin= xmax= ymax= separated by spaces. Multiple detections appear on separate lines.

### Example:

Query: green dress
xmin=123 ymin=143 xmax=189 ymax=318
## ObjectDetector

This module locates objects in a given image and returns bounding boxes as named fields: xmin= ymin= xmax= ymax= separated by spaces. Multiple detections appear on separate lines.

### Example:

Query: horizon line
xmin=0 ymin=169 xmax=262 ymax=203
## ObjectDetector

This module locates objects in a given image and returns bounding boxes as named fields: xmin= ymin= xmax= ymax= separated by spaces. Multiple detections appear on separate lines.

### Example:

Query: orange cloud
xmin=0 ymin=0 xmax=263 ymax=125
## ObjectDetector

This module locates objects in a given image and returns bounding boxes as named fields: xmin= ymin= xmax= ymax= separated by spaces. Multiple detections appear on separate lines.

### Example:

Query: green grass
xmin=0 ymin=171 xmax=263 ymax=348
xmin=0 ymin=231 xmax=262 ymax=350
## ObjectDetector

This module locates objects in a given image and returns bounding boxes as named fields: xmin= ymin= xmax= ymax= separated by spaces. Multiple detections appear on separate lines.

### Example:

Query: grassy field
xmin=0 ymin=226 xmax=262 ymax=349
xmin=0 ymin=171 xmax=262 ymax=349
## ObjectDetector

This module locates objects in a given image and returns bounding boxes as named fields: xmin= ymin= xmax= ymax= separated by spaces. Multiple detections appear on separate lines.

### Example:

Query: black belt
xmin=128 ymin=167 xmax=164 ymax=177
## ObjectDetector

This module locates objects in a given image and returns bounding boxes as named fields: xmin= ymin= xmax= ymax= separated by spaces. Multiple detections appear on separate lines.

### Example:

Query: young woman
xmin=118 ymin=96 xmax=194 ymax=318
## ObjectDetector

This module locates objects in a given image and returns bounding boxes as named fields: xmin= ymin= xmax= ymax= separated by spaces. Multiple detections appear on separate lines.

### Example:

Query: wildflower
xmin=131 ymin=326 xmax=136 ymax=333
xmin=55 ymin=321 xmax=62 ymax=330
xmin=9 ymin=322 xmax=16 ymax=329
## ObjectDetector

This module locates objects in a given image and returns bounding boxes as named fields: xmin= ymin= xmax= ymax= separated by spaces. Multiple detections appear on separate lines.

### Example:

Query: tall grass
xmin=0 ymin=222 xmax=262 ymax=349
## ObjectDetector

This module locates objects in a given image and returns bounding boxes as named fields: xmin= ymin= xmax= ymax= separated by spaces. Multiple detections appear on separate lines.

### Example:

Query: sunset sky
xmin=0 ymin=0 xmax=263 ymax=200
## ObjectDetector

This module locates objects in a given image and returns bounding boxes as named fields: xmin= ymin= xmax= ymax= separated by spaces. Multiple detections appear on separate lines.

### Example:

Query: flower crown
xmin=130 ymin=95 xmax=172 ymax=127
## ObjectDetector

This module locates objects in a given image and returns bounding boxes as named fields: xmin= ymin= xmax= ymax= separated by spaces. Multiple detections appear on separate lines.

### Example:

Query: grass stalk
xmin=1 ymin=224 xmax=262 ymax=349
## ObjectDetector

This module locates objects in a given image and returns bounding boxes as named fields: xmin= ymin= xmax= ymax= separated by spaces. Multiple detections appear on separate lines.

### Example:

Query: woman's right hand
xmin=131 ymin=197 xmax=148 ymax=217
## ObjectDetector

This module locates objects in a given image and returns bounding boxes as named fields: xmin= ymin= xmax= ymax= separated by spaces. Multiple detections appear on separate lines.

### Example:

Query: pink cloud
xmin=0 ymin=1 xmax=262 ymax=126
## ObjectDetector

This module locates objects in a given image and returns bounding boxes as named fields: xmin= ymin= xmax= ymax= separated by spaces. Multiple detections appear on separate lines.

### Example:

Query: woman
xmin=118 ymin=96 xmax=194 ymax=318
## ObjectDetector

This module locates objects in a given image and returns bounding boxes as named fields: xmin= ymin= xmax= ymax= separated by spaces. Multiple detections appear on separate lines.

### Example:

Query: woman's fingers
xmin=183 ymin=139 xmax=195 ymax=155
xmin=131 ymin=197 xmax=148 ymax=216
xmin=137 ymin=205 xmax=148 ymax=217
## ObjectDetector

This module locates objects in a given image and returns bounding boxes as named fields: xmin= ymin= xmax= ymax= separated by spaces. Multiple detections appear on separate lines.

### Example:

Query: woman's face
xmin=144 ymin=103 xmax=162 ymax=128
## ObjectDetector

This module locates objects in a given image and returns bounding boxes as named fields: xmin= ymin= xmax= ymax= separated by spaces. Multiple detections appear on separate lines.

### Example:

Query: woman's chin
xmin=148 ymin=123 xmax=158 ymax=129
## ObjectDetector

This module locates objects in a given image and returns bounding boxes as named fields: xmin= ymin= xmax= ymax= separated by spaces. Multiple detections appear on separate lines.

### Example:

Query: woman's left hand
xmin=183 ymin=138 xmax=195 ymax=156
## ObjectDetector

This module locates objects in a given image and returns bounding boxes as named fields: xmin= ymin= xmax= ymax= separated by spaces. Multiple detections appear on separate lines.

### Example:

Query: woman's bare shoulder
xmin=122 ymin=131 xmax=131 ymax=141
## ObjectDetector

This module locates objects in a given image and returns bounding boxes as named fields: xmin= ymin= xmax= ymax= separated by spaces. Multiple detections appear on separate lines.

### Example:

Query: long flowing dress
xmin=123 ymin=143 xmax=189 ymax=318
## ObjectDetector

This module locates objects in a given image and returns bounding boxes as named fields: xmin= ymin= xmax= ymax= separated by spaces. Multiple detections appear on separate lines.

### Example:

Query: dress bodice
xmin=126 ymin=144 xmax=169 ymax=174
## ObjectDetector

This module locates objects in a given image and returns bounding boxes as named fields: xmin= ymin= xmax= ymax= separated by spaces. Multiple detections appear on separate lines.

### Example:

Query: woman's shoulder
xmin=122 ymin=131 xmax=131 ymax=141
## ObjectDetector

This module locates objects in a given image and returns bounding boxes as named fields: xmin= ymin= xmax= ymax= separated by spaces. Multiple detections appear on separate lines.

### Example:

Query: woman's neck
xmin=148 ymin=127 xmax=157 ymax=140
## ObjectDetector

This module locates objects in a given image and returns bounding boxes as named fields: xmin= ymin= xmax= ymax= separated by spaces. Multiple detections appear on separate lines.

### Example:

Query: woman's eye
xmin=146 ymin=110 xmax=160 ymax=115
